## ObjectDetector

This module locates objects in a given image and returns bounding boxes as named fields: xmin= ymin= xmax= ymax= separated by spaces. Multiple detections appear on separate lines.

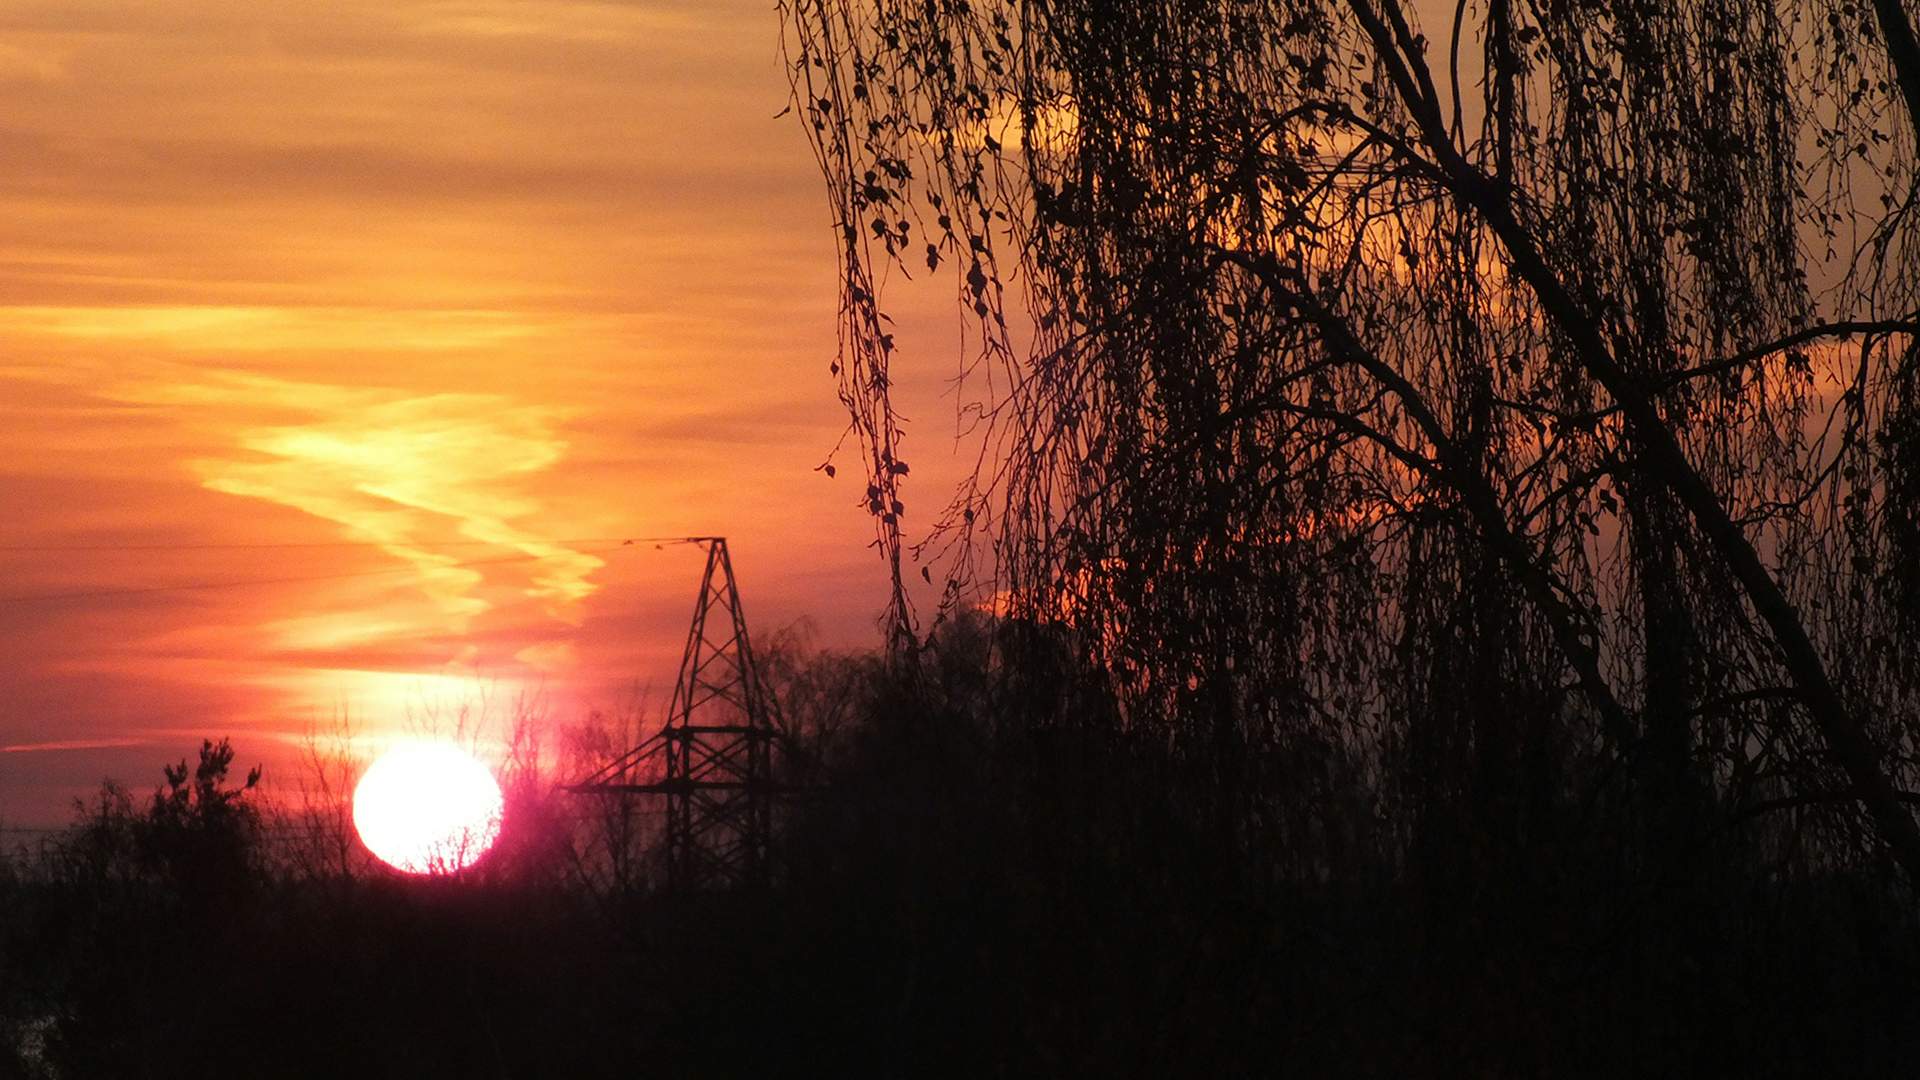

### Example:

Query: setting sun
xmin=352 ymin=742 xmax=504 ymax=875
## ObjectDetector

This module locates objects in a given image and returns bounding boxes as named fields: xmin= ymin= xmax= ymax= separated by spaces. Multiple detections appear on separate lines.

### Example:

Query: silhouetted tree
xmin=783 ymin=0 xmax=1920 ymax=880
xmin=145 ymin=738 xmax=262 ymax=893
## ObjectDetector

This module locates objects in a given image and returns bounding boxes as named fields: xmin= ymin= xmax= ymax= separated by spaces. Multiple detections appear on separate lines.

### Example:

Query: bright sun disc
xmin=352 ymin=743 xmax=504 ymax=874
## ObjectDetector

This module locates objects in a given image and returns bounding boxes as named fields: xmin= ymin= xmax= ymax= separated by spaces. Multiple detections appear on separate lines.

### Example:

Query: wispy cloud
xmin=111 ymin=371 xmax=607 ymax=621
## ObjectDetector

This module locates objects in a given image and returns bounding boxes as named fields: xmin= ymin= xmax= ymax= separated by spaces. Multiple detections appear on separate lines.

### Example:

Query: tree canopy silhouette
xmin=782 ymin=0 xmax=1920 ymax=876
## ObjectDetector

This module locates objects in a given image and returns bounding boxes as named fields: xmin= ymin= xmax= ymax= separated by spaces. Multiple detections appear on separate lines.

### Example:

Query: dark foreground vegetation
xmin=3 ymin=615 xmax=1918 ymax=1078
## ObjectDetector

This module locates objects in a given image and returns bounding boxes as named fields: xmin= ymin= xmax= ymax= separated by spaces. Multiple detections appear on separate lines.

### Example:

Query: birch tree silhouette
xmin=783 ymin=0 xmax=1920 ymax=876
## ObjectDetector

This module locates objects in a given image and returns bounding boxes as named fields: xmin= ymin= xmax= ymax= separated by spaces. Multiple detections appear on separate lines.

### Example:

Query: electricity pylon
xmin=566 ymin=537 xmax=780 ymax=891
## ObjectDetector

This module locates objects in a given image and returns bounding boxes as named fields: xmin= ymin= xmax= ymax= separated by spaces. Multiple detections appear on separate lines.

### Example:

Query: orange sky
xmin=0 ymin=0 xmax=930 ymax=824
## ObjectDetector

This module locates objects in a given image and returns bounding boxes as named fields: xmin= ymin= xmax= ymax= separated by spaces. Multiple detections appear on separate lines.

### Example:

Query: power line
xmin=0 ymin=536 xmax=707 ymax=553
xmin=0 ymin=540 xmax=708 ymax=606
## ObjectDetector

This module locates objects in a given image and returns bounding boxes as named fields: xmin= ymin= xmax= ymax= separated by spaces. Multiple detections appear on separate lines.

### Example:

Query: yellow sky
xmin=0 ymin=0 xmax=916 ymax=823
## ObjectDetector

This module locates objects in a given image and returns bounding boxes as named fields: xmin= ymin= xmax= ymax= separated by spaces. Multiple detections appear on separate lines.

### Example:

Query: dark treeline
xmin=1 ymin=611 xmax=1917 ymax=1077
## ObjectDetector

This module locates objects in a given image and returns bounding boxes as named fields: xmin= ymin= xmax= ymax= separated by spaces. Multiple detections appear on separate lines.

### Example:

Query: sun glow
xmin=352 ymin=743 xmax=504 ymax=874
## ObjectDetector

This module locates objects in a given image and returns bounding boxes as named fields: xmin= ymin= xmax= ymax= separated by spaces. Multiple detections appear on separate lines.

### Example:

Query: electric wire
xmin=0 ymin=537 xmax=712 ymax=606
xmin=0 ymin=536 xmax=707 ymax=552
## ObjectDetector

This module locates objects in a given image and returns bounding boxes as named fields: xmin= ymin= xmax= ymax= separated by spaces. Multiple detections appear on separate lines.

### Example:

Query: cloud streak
xmin=114 ymin=372 xmax=607 ymax=620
